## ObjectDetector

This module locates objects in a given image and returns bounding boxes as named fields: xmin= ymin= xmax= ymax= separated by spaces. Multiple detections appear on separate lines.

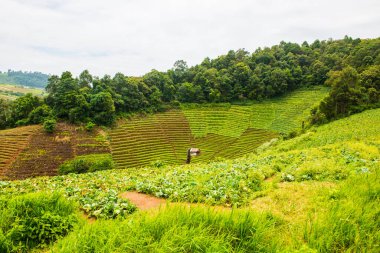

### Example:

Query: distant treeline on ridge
xmin=0 ymin=70 xmax=49 ymax=88
xmin=0 ymin=36 xmax=379 ymax=129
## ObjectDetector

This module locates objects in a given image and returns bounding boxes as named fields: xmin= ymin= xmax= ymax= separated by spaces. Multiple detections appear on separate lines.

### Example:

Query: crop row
xmin=0 ymin=125 xmax=39 ymax=171
xmin=183 ymin=87 xmax=329 ymax=136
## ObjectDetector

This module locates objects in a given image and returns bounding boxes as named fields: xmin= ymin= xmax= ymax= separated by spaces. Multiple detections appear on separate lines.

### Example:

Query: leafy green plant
xmin=80 ymin=189 xmax=136 ymax=219
xmin=85 ymin=121 xmax=95 ymax=132
xmin=43 ymin=118 xmax=56 ymax=133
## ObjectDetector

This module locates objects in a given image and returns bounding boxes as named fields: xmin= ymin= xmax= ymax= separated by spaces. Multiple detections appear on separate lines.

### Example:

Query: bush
xmin=43 ymin=119 xmax=56 ymax=133
xmin=15 ymin=118 xmax=29 ymax=127
xmin=28 ymin=104 xmax=53 ymax=124
xmin=85 ymin=121 xmax=95 ymax=132
xmin=0 ymin=192 xmax=78 ymax=252
xmin=58 ymin=154 xmax=114 ymax=175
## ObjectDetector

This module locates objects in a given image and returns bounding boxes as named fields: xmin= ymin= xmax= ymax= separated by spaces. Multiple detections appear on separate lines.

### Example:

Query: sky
xmin=0 ymin=0 xmax=379 ymax=77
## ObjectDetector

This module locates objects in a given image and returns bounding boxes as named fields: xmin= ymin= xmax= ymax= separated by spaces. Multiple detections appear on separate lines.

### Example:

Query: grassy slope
xmin=0 ymin=108 xmax=379 ymax=252
xmin=0 ymin=83 xmax=45 ymax=100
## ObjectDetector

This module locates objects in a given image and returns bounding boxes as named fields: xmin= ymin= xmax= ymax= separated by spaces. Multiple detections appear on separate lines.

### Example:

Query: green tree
xmin=90 ymin=91 xmax=116 ymax=125
xmin=28 ymin=104 xmax=53 ymax=124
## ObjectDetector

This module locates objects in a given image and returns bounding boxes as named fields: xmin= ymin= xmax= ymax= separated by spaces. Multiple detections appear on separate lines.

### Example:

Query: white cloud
xmin=0 ymin=0 xmax=379 ymax=76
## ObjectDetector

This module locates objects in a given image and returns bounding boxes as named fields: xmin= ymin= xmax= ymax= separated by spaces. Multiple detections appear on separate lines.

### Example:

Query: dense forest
xmin=0 ymin=36 xmax=379 ymax=130
xmin=0 ymin=70 xmax=49 ymax=88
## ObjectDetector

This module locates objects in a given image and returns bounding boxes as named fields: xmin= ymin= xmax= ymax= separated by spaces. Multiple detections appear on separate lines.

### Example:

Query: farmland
xmin=0 ymin=83 xmax=45 ymax=100
xmin=0 ymin=108 xmax=379 ymax=252
xmin=0 ymin=123 xmax=110 ymax=180
xmin=0 ymin=125 xmax=39 ymax=177
xmin=110 ymin=86 xmax=328 ymax=168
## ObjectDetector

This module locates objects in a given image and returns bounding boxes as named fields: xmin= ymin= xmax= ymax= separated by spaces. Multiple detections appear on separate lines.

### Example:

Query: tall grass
xmin=304 ymin=169 xmax=380 ymax=252
xmin=0 ymin=192 xmax=79 ymax=252
xmin=51 ymin=206 xmax=282 ymax=253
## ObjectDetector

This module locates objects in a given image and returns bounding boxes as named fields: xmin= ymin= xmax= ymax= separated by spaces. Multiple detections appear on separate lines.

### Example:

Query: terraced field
xmin=0 ymin=125 xmax=39 ymax=176
xmin=183 ymin=86 xmax=330 ymax=136
xmin=110 ymin=111 xmax=194 ymax=168
xmin=0 ymin=124 xmax=111 ymax=180
xmin=110 ymin=87 xmax=329 ymax=168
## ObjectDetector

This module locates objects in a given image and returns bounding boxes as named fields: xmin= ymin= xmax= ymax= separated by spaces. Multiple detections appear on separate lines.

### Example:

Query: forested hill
xmin=0 ymin=70 xmax=49 ymax=88
xmin=0 ymin=36 xmax=379 ymax=129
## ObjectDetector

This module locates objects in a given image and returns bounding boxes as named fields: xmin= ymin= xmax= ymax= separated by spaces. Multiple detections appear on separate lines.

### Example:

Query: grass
xmin=50 ymin=206 xmax=282 ymax=253
xmin=0 ymin=192 xmax=79 ymax=252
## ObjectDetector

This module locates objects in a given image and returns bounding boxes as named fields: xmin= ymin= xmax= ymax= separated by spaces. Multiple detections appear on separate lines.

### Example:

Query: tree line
xmin=0 ymin=36 xmax=379 ymax=130
xmin=0 ymin=70 xmax=49 ymax=88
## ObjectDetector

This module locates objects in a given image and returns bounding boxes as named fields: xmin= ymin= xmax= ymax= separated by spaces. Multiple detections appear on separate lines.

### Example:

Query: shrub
xmin=43 ymin=119 xmax=56 ymax=133
xmin=28 ymin=104 xmax=53 ymax=124
xmin=85 ymin=121 xmax=95 ymax=132
xmin=58 ymin=154 xmax=114 ymax=175
xmin=0 ymin=192 xmax=78 ymax=252
xmin=15 ymin=118 xmax=29 ymax=127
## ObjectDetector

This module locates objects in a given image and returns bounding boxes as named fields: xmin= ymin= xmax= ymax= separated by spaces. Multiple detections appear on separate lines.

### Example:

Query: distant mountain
xmin=0 ymin=70 xmax=49 ymax=88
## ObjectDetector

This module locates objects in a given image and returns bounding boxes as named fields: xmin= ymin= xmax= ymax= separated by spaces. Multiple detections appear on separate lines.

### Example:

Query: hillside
xmin=0 ymin=108 xmax=378 ymax=252
xmin=0 ymin=83 xmax=46 ymax=100
xmin=0 ymin=86 xmax=327 ymax=179
xmin=110 ymin=86 xmax=328 ymax=168
xmin=0 ymin=123 xmax=110 ymax=180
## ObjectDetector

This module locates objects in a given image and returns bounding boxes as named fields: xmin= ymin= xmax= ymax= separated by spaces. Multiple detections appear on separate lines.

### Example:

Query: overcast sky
xmin=0 ymin=0 xmax=379 ymax=77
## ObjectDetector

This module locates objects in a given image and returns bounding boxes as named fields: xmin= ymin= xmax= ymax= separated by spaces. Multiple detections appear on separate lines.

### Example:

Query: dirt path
xmin=120 ymin=191 xmax=232 ymax=212
xmin=120 ymin=191 xmax=167 ymax=210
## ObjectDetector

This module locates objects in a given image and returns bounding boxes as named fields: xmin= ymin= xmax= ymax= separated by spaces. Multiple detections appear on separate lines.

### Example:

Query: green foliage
xmin=58 ymin=154 xmax=114 ymax=175
xmin=90 ymin=91 xmax=116 ymax=125
xmin=80 ymin=189 xmax=136 ymax=219
xmin=0 ymin=192 xmax=78 ymax=252
xmin=43 ymin=118 xmax=56 ymax=133
xmin=85 ymin=121 xmax=95 ymax=131
xmin=28 ymin=104 xmax=53 ymax=124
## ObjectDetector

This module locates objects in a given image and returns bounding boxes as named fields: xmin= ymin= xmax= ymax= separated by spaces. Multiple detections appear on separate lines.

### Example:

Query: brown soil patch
xmin=120 ymin=191 xmax=167 ymax=210
xmin=120 ymin=191 xmax=232 ymax=213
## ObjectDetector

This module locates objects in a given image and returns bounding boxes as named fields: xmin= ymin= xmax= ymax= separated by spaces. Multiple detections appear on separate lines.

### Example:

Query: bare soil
xmin=120 ymin=191 xmax=167 ymax=210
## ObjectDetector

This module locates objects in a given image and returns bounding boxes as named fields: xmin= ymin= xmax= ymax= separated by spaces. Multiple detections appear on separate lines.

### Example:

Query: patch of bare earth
xmin=120 ymin=191 xmax=232 ymax=213
xmin=120 ymin=191 xmax=167 ymax=210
